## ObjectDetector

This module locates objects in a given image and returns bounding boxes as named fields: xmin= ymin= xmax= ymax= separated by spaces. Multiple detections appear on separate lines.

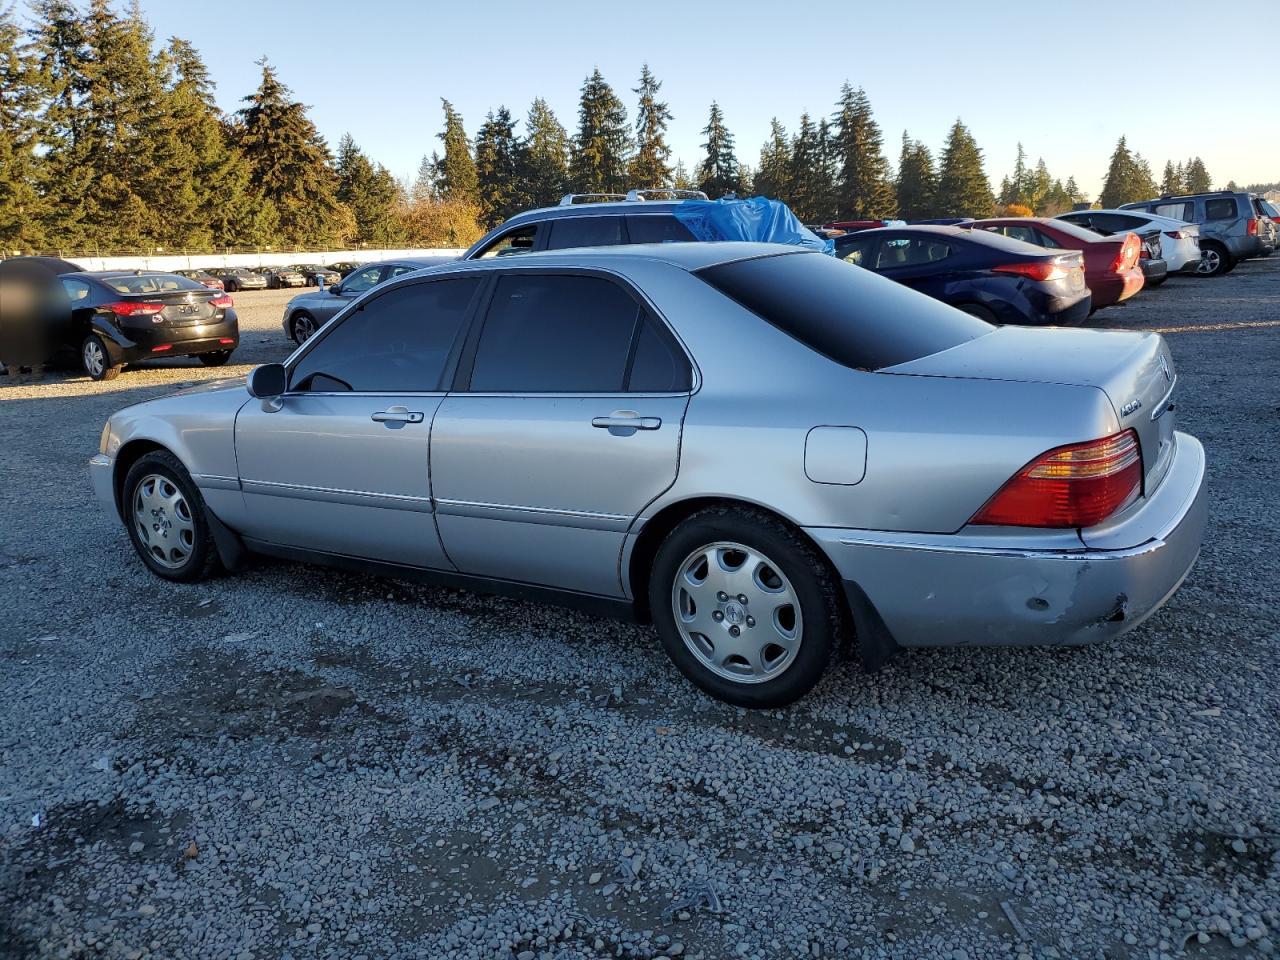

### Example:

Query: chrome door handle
xmin=371 ymin=406 xmax=424 ymax=424
xmin=591 ymin=413 xmax=661 ymax=430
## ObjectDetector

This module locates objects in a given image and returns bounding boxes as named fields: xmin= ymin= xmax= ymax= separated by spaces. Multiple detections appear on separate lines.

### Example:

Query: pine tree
xmin=696 ymin=102 xmax=738 ymax=198
xmin=236 ymin=60 xmax=343 ymax=246
xmin=815 ymin=118 xmax=841 ymax=222
xmin=734 ymin=163 xmax=754 ymax=198
xmin=434 ymin=99 xmax=478 ymax=205
xmin=671 ymin=159 xmax=694 ymax=191
xmin=1009 ymin=143 xmax=1029 ymax=206
xmin=832 ymin=84 xmax=895 ymax=218
xmin=336 ymin=134 xmax=401 ymax=245
xmin=1098 ymin=138 xmax=1158 ymax=208
xmin=895 ymin=132 xmax=937 ymax=220
xmin=1160 ymin=160 xmax=1183 ymax=196
xmin=411 ymin=154 xmax=435 ymax=203
xmin=1184 ymin=156 xmax=1212 ymax=193
xmin=474 ymin=106 xmax=520 ymax=226
xmin=628 ymin=64 xmax=672 ymax=189
xmin=0 ymin=5 xmax=47 ymax=252
xmin=570 ymin=68 xmax=630 ymax=193
xmin=936 ymin=119 xmax=994 ymax=218
xmin=1065 ymin=176 xmax=1085 ymax=205
xmin=519 ymin=98 xmax=570 ymax=208
xmin=787 ymin=113 xmax=829 ymax=222
xmin=753 ymin=118 xmax=791 ymax=202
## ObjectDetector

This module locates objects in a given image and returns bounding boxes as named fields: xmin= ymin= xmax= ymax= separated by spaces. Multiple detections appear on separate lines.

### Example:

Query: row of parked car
xmin=174 ymin=263 xmax=354 ymax=292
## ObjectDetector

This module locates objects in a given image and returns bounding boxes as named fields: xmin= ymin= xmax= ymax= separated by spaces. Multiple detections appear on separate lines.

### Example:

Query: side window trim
xmin=452 ymin=267 xmax=695 ymax=396
xmin=283 ymin=273 xmax=490 ymax=395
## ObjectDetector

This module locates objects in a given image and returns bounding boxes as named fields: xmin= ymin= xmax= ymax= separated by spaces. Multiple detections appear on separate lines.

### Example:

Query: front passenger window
xmin=290 ymin=278 xmax=481 ymax=393
xmin=342 ymin=266 xmax=383 ymax=294
xmin=476 ymin=225 xmax=538 ymax=259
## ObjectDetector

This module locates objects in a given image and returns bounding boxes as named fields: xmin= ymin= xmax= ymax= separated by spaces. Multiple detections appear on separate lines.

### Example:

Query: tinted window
xmin=476 ymin=224 xmax=538 ymax=259
xmin=875 ymin=237 xmax=952 ymax=267
xmin=625 ymin=215 xmax=696 ymax=244
xmin=628 ymin=319 xmax=692 ymax=392
xmin=60 ymin=278 xmax=91 ymax=302
xmin=546 ymin=216 xmax=626 ymax=250
xmin=1204 ymin=198 xmax=1238 ymax=220
xmin=385 ymin=264 xmax=420 ymax=279
xmin=836 ymin=236 xmax=876 ymax=266
xmin=290 ymin=278 xmax=480 ymax=393
xmin=103 ymin=274 xmax=203 ymax=294
xmin=342 ymin=265 xmax=383 ymax=293
xmin=994 ymin=225 xmax=1041 ymax=245
xmin=1034 ymin=229 xmax=1063 ymax=248
xmin=469 ymin=274 xmax=639 ymax=392
xmin=1092 ymin=213 xmax=1147 ymax=233
xmin=697 ymin=252 xmax=990 ymax=371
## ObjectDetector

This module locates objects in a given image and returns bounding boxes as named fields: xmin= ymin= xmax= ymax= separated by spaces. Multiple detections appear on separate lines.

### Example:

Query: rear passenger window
xmin=625 ymin=215 xmax=696 ymax=244
xmin=1204 ymin=198 xmax=1237 ymax=220
xmin=469 ymin=274 xmax=639 ymax=392
xmin=546 ymin=216 xmax=626 ymax=250
xmin=628 ymin=320 xmax=692 ymax=392
xmin=1153 ymin=202 xmax=1194 ymax=221
xmin=875 ymin=237 xmax=951 ymax=267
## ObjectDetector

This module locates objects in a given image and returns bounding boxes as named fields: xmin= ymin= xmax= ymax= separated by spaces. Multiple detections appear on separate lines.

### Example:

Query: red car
xmin=966 ymin=217 xmax=1144 ymax=311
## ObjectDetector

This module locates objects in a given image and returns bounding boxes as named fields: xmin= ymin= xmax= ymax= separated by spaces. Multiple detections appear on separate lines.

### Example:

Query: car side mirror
xmin=247 ymin=362 xmax=287 ymax=400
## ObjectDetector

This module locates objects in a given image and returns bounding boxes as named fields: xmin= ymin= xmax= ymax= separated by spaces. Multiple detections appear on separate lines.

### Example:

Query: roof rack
xmin=558 ymin=193 xmax=627 ymax=206
xmin=558 ymin=188 xmax=710 ymax=206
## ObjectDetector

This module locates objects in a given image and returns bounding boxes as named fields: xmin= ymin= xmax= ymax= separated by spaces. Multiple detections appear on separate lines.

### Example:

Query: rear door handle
xmin=371 ymin=405 xmax=425 ymax=424
xmin=592 ymin=412 xmax=661 ymax=431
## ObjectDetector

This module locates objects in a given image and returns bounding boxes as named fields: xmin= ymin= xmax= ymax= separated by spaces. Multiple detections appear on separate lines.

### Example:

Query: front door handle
xmin=591 ymin=411 xmax=661 ymax=432
xmin=371 ymin=405 xmax=425 ymax=424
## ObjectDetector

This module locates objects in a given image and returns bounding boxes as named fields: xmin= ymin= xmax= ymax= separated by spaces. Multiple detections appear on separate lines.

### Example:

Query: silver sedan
xmin=89 ymin=243 xmax=1206 ymax=707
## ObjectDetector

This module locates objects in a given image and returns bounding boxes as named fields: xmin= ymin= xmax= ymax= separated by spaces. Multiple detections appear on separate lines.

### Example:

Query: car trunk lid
xmin=146 ymin=289 xmax=218 ymax=325
xmin=880 ymin=326 xmax=1179 ymax=495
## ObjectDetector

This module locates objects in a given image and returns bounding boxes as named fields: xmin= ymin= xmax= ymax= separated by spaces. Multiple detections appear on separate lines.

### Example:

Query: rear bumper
xmin=1091 ymin=269 xmax=1144 ymax=308
xmin=1141 ymin=258 xmax=1169 ymax=283
xmin=808 ymin=432 xmax=1206 ymax=649
xmin=110 ymin=314 xmax=239 ymax=363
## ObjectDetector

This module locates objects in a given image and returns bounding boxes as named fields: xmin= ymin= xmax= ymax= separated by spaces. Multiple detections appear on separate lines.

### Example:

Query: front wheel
xmin=122 ymin=451 xmax=218 ymax=582
xmin=290 ymin=312 xmax=318 ymax=343
xmin=199 ymin=350 xmax=233 ymax=367
xmin=649 ymin=507 xmax=843 ymax=708
xmin=1196 ymin=243 xmax=1232 ymax=277
xmin=82 ymin=335 xmax=122 ymax=381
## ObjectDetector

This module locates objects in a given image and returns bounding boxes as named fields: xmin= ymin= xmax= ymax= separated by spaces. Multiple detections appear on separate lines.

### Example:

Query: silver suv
xmin=1120 ymin=190 xmax=1267 ymax=276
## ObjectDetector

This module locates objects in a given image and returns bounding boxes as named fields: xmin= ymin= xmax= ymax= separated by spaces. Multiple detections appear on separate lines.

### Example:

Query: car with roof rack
xmin=1119 ymin=190 xmax=1267 ymax=276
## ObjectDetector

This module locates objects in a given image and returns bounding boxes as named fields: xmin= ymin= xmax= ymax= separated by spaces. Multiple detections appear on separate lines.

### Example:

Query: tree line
xmin=0 ymin=1 xmax=1232 ymax=257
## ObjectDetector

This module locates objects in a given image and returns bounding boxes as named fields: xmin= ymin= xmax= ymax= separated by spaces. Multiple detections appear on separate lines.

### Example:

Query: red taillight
xmin=1110 ymin=234 xmax=1141 ymax=273
xmin=1139 ymin=247 xmax=1151 ymax=260
xmin=970 ymin=430 xmax=1142 ymax=528
xmin=1246 ymin=218 xmax=1258 ymax=236
xmin=1164 ymin=230 xmax=1188 ymax=240
xmin=210 ymin=294 xmax=233 ymax=309
xmin=151 ymin=344 xmax=172 ymax=352
xmin=218 ymin=338 xmax=235 ymax=345
xmin=106 ymin=301 xmax=164 ymax=317
xmin=992 ymin=261 xmax=1069 ymax=282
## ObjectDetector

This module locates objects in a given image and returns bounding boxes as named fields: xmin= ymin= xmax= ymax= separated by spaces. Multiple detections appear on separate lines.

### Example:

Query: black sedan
xmin=834 ymin=225 xmax=1092 ymax=325
xmin=59 ymin=271 xmax=239 ymax=380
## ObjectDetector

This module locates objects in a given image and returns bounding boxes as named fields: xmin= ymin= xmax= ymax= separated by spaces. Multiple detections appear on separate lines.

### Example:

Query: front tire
xmin=290 ymin=312 xmax=318 ymax=344
xmin=648 ymin=507 xmax=842 ymax=708
xmin=82 ymin=335 xmax=122 ymax=381
xmin=122 ymin=451 xmax=218 ymax=582
xmin=1196 ymin=242 xmax=1232 ymax=277
xmin=199 ymin=350 xmax=233 ymax=367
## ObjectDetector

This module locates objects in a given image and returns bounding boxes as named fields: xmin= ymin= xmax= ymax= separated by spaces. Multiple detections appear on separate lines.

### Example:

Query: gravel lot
xmin=2 ymin=260 xmax=1278 ymax=960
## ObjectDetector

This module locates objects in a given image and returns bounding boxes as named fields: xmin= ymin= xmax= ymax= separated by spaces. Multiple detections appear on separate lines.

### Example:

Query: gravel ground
xmin=1 ymin=261 xmax=1278 ymax=960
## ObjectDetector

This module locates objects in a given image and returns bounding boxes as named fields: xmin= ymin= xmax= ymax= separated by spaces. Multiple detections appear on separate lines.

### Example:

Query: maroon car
xmin=966 ymin=217 xmax=1144 ymax=310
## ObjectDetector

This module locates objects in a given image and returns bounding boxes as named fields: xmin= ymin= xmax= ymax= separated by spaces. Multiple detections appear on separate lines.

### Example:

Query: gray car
xmin=1120 ymin=190 xmax=1267 ymax=276
xmin=282 ymin=257 xmax=453 ymax=343
xmin=89 ymin=243 xmax=1206 ymax=707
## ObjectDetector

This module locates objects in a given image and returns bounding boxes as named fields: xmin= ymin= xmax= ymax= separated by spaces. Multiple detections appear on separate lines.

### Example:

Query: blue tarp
xmin=671 ymin=196 xmax=834 ymax=254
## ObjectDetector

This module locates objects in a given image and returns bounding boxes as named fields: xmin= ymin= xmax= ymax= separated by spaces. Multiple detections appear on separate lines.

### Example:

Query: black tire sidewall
xmin=122 ymin=452 xmax=216 ymax=582
xmin=648 ymin=510 xmax=840 ymax=708
xmin=291 ymin=313 xmax=314 ymax=344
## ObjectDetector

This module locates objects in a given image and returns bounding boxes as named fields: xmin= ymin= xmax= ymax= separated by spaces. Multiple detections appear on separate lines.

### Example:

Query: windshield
xmin=103 ymin=274 xmax=205 ymax=294
xmin=697 ymin=251 xmax=991 ymax=371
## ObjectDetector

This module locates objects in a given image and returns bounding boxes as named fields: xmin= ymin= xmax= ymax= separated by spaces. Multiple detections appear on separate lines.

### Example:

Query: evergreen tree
xmin=895 ymin=132 xmax=937 ymax=220
xmin=474 ymin=106 xmax=520 ymax=226
xmin=519 ymin=98 xmax=570 ymax=208
xmin=671 ymin=159 xmax=694 ymax=191
xmin=696 ymin=102 xmax=738 ymax=198
xmin=1184 ymin=156 xmax=1212 ymax=193
xmin=434 ymin=99 xmax=478 ymax=205
xmin=734 ymin=163 xmax=754 ymax=198
xmin=1064 ymin=176 xmax=1085 ymax=205
xmin=411 ymin=154 xmax=435 ymax=203
xmin=1160 ymin=160 xmax=1183 ymax=196
xmin=936 ymin=119 xmax=994 ymax=218
xmin=832 ymin=83 xmax=894 ymax=218
xmin=1098 ymin=137 xmax=1158 ymax=208
xmin=753 ymin=118 xmax=791 ymax=201
xmin=336 ymin=133 xmax=400 ymax=245
xmin=1009 ymin=142 xmax=1029 ymax=205
xmin=628 ymin=64 xmax=672 ymax=189
xmin=236 ymin=59 xmax=343 ymax=246
xmin=0 ymin=5 xmax=47 ymax=251
xmin=570 ymin=68 xmax=630 ymax=193
xmin=787 ymin=113 xmax=828 ymax=222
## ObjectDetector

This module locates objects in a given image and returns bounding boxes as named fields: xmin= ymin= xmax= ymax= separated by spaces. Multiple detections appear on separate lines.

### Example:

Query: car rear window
xmin=1204 ymin=198 xmax=1237 ymax=219
xmin=625 ymin=215 xmax=696 ymax=244
xmin=697 ymin=251 xmax=991 ymax=371
xmin=103 ymin=274 xmax=204 ymax=294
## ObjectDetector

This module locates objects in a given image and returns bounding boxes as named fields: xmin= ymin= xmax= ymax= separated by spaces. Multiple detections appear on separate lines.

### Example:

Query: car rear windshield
xmin=696 ymin=251 xmax=991 ymax=371
xmin=103 ymin=274 xmax=205 ymax=294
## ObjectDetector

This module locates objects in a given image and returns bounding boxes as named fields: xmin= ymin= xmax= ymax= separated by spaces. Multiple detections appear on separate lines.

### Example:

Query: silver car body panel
xmin=94 ymin=242 xmax=1206 ymax=650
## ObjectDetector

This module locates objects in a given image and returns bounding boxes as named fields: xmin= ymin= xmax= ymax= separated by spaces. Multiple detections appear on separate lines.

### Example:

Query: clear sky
xmin=123 ymin=0 xmax=1278 ymax=198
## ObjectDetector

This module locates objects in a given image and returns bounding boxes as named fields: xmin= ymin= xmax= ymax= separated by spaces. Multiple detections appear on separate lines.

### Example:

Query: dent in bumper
xmin=809 ymin=432 xmax=1207 ymax=648
xmin=89 ymin=453 xmax=115 ymax=511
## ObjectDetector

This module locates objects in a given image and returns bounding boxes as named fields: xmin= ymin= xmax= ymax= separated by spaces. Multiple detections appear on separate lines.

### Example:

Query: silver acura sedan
xmin=89 ymin=243 xmax=1207 ymax=707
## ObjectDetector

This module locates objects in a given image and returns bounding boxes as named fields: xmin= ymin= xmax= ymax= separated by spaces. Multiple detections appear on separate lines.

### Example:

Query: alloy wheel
xmin=83 ymin=339 xmax=105 ymax=378
xmin=670 ymin=541 xmax=803 ymax=684
xmin=293 ymin=315 xmax=317 ymax=342
xmin=1197 ymin=248 xmax=1221 ymax=275
xmin=133 ymin=473 xmax=196 ymax=570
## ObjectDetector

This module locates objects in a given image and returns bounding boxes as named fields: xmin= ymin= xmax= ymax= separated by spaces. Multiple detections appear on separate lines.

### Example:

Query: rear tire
xmin=957 ymin=303 xmax=997 ymax=323
xmin=290 ymin=312 xmax=319 ymax=344
xmin=122 ymin=451 xmax=219 ymax=582
xmin=1196 ymin=242 xmax=1232 ymax=277
xmin=199 ymin=350 xmax=233 ymax=367
xmin=82 ymin=335 xmax=122 ymax=381
xmin=648 ymin=506 xmax=843 ymax=708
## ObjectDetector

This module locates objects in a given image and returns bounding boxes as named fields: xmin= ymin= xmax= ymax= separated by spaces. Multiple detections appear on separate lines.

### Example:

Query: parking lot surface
xmin=2 ymin=262 xmax=1278 ymax=959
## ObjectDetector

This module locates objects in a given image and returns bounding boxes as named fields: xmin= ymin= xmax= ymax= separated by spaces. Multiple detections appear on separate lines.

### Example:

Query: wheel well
xmin=111 ymin=439 xmax=167 ymax=517
xmin=627 ymin=497 xmax=852 ymax=634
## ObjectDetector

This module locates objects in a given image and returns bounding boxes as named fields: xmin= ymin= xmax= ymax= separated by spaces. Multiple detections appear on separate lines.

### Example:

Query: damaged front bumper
xmin=808 ymin=432 xmax=1207 ymax=649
